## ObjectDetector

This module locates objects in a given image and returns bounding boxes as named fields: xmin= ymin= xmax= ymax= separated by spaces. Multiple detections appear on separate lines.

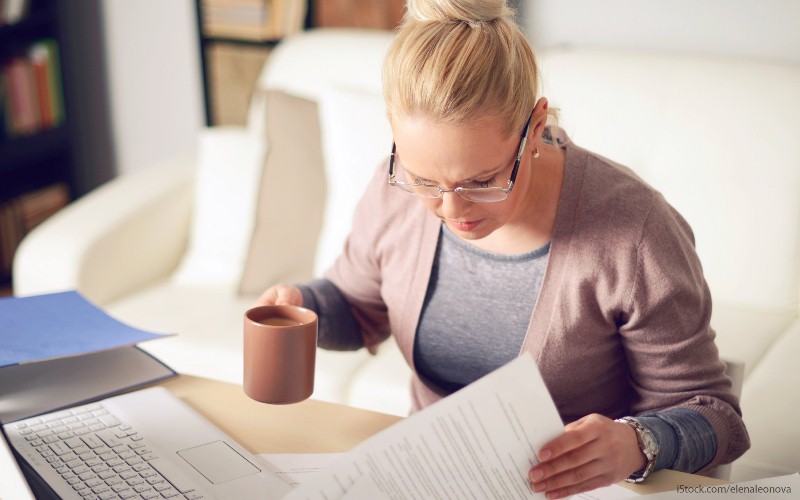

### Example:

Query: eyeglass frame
xmin=387 ymin=111 xmax=534 ymax=202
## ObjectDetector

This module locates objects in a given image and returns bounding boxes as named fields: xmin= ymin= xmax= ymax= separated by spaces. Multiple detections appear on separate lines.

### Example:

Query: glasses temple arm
xmin=388 ymin=142 xmax=397 ymax=179
xmin=506 ymin=113 xmax=533 ymax=190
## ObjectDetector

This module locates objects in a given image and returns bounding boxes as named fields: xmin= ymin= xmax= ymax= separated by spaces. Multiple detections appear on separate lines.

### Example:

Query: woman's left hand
xmin=528 ymin=413 xmax=646 ymax=498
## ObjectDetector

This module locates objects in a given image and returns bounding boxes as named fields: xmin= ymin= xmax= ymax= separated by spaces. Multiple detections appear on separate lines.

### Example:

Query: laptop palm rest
xmin=177 ymin=441 xmax=261 ymax=484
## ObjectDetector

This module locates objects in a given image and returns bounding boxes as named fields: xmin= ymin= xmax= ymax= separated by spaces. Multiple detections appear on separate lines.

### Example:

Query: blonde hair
xmin=383 ymin=0 xmax=541 ymax=137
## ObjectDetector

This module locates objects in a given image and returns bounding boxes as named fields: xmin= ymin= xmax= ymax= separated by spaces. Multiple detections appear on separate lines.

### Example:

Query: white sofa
xmin=14 ymin=29 xmax=800 ymax=482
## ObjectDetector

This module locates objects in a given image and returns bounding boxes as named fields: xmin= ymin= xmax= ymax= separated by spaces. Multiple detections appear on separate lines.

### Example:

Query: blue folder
xmin=0 ymin=290 xmax=177 ymax=423
xmin=0 ymin=290 xmax=172 ymax=367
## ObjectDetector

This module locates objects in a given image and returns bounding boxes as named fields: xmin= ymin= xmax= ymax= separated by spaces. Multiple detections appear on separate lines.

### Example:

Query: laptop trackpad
xmin=178 ymin=441 xmax=261 ymax=484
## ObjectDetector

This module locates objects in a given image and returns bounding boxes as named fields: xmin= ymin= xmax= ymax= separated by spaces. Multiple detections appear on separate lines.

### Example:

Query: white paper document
xmin=283 ymin=353 xmax=565 ymax=499
xmin=258 ymin=453 xmax=344 ymax=486
xmin=572 ymin=483 xmax=640 ymax=499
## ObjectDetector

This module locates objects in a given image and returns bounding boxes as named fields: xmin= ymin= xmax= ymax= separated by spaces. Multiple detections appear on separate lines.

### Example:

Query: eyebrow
xmin=401 ymin=159 xmax=508 ymax=184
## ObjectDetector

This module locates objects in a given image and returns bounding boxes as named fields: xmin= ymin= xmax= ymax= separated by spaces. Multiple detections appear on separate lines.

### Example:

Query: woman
xmin=256 ymin=0 xmax=749 ymax=497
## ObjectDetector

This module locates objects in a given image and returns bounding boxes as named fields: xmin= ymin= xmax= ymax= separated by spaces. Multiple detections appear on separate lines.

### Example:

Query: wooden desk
xmin=157 ymin=375 xmax=727 ymax=496
xmin=157 ymin=375 xmax=401 ymax=454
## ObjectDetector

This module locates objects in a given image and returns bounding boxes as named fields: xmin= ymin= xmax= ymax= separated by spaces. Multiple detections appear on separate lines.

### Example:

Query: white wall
xmin=523 ymin=0 xmax=800 ymax=63
xmin=102 ymin=0 xmax=204 ymax=175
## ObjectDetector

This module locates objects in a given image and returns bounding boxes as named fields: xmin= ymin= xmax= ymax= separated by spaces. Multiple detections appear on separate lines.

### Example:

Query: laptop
xmin=3 ymin=386 xmax=293 ymax=499
xmin=1 ymin=429 xmax=35 ymax=500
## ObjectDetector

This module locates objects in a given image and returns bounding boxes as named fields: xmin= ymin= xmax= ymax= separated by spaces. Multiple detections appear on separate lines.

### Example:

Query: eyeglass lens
xmin=394 ymin=163 xmax=509 ymax=202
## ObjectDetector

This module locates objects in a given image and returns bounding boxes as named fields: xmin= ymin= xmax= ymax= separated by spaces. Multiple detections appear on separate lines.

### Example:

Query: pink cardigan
xmin=326 ymin=136 xmax=750 ymax=470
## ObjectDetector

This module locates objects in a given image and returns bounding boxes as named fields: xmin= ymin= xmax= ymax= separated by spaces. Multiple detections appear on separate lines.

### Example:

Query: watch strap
xmin=615 ymin=416 xmax=659 ymax=483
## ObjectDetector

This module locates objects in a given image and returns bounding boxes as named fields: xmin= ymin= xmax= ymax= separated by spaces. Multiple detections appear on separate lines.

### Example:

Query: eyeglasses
xmin=388 ymin=112 xmax=533 ymax=203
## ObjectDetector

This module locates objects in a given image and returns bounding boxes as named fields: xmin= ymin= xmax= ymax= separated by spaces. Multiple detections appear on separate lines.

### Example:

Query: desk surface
xmin=158 ymin=375 xmax=727 ymax=496
xmin=158 ymin=375 xmax=402 ymax=454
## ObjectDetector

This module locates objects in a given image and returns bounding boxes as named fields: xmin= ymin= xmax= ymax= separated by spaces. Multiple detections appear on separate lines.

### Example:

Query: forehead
xmin=391 ymin=114 xmax=517 ymax=180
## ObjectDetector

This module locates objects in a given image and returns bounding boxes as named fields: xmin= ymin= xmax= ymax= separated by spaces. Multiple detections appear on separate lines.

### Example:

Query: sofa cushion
xmin=108 ymin=281 xmax=254 ymax=383
xmin=172 ymin=128 xmax=265 ymax=287
xmin=538 ymin=48 xmax=800 ymax=315
xmin=314 ymin=86 xmax=393 ymax=276
xmin=736 ymin=319 xmax=800 ymax=479
xmin=238 ymin=90 xmax=326 ymax=295
xmin=347 ymin=340 xmax=412 ymax=416
xmin=710 ymin=302 xmax=797 ymax=378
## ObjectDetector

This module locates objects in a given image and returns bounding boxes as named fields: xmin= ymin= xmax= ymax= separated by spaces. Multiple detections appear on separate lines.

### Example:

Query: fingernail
xmin=540 ymin=449 xmax=551 ymax=460
xmin=532 ymin=482 xmax=546 ymax=492
xmin=530 ymin=469 xmax=543 ymax=481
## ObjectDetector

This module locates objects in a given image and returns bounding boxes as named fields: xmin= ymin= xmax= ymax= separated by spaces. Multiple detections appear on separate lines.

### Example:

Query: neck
xmin=475 ymin=143 xmax=565 ymax=254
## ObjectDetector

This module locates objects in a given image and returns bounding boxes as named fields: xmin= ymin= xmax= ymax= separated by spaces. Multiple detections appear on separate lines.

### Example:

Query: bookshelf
xmin=195 ymin=0 xmax=406 ymax=126
xmin=314 ymin=0 xmax=404 ymax=29
xmin=196 ymin=0 xmax=312 ymax=125
xmin=0 ymin=0 xmax=73 ymax=285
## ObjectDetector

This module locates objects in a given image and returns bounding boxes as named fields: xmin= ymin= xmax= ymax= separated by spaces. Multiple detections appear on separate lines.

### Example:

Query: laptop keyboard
xmin=12 ymin=401 xmax=204 ymax=500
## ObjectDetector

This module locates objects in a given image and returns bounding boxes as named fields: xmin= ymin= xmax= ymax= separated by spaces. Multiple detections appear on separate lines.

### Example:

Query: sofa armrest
xmin=13 ymin=153 xmax=195 ymax=306
xmin=736 ymin=317 xmax=800 ymax=479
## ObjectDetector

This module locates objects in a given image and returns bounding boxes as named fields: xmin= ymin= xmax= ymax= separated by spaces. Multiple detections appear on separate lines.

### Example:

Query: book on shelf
xmin=201 ymin=0 xmax=306 ymax=41
xmin=0 ymin=39 xmax=65 ymax=139
xmin=0 ymin=195 xmax=24 ymax=276
xmin=29 ymin=40 xmax=65 ymax=129
xmin=203 ymin=0 xmax=270 ymax=26
xmin=16 ymin=182 xmax=70 ymax=229
xmin=0 ymin=182 xmax=69 ymax=279
xmin=0 ymin=0 xmax=31 ymax=26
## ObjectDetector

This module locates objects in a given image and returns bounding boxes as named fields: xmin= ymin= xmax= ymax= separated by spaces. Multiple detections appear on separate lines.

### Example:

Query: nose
xmin=438 ymin=190 xmax=471 ymax=219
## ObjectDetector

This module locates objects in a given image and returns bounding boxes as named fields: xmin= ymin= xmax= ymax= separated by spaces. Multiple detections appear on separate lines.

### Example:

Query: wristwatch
xmin=615 ymin=417 xmax=659 ymax=483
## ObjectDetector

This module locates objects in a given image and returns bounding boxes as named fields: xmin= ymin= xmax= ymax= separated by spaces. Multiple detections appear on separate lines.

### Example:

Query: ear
xmin=529 ymin=97 xmax=549 ymax=142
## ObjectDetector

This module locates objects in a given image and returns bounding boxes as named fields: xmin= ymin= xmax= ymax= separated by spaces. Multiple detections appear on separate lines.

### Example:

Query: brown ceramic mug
xmin=243 ymin=305 xmax=317 ymax=404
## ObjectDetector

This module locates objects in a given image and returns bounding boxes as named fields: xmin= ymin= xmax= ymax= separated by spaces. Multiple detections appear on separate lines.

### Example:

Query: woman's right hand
xmin=253 ymin=285 xmax=303 ymax=307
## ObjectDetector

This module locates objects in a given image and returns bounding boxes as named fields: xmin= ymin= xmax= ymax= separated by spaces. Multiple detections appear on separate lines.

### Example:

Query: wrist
xmin=615 ymin=417 xmax=660 ymax=482
xmin=619 ymin=421 xmax=647 ymax=471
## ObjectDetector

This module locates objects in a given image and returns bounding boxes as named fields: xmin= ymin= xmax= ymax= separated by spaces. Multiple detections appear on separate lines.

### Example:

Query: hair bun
xmin=406 ymin=0 xmax=512 ymax=24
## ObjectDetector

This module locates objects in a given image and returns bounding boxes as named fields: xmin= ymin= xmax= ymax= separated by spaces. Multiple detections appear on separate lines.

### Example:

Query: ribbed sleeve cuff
xmin=297 ymin=278 xmax=364 ymax=351
xmin=637 ymin=408 xmax=717 ymax=474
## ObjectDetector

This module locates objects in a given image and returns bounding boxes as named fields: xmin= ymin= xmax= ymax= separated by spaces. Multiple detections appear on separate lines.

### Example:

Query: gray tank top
xmin=413 ymin=225 xmax=550 ymax=393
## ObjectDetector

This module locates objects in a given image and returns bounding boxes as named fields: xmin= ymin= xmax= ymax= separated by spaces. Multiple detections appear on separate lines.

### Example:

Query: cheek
xmin=417 ymin=198 xmax=443 ymax=217
xmin=479 ymin=204 xmax=509 ymax=223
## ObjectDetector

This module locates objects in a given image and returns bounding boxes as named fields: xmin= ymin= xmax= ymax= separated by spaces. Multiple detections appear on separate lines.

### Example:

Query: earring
xmin=532 ymin=145 xmax=540 ymax=159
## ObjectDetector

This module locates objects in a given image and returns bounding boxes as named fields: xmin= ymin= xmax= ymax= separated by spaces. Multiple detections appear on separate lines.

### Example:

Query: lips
xmin=448 ymin=219 xmax=481 ymax=232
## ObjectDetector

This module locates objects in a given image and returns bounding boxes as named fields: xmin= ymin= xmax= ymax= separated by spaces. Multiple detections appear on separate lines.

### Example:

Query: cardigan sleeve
xmin=298 ymin=279 xmax=364 ymax=351
xmin=637 ymin=409 xmax=717 ymax=474
xmin=323 ymin=164 xmax=394 ymax=353
xmin=618 ymin=192 xmax=750 ymax=472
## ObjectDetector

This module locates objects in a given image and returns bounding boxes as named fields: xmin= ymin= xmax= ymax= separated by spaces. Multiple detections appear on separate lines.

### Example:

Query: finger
xmin=531 ymin=452 xmax=607 ymax=494
xmin=274 ymin=287 xmax=294 ymax=305
xmin=530 ymin=436 xmax=604 ymax=484
xmin=564 ymin=415 xmax=589 ymax=432
xmin=275 ymin=285 xmax=303 ymax=306
xmin=534 ymin=472 xmax=614 ymax=500
xmin=253 ymin=288 xmax=279 ymax=307
xmin=538 ymin=423 xmax=597 ymax=463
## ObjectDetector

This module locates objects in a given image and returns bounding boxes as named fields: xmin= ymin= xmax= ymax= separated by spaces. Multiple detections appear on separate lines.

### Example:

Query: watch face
xmin=616 ymin=417 xmax=658 ymax=481
xmin=641 ymin=428 xmax=659 ymax=457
